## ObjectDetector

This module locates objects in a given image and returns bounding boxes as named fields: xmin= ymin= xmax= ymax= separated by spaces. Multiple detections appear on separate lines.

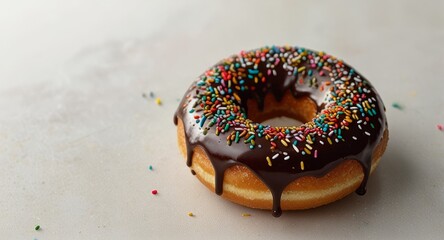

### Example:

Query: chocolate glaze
xmin=174 ymin=47 xmax=387 ymax=217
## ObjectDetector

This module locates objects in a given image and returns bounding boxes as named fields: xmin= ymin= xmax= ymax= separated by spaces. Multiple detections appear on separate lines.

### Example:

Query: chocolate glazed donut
xmin=174 ymin=46 xmax=388 ymax=217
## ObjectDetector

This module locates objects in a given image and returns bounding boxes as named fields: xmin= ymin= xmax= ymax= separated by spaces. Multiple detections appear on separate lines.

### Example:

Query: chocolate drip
xmin=173 ymin=47 xmax=387 ymax=217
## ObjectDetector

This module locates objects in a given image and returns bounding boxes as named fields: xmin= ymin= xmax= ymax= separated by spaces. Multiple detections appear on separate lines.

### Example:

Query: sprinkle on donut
xmin=182 ymin=46 xmax=380 ymax=168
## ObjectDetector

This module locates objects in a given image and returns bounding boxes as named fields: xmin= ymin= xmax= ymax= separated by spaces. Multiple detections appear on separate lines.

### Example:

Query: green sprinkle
xmin=392 ymin=102 xmax=403 ymax=110
xmin=35 ymin=225 xmax=40 ymax=231
xmin=235 ymin=131 xmax=240 ymax=143
xmin=149 ymin=165 xmax=153 ymax=171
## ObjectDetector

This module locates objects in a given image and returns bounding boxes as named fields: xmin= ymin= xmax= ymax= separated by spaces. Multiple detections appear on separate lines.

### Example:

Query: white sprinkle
xmin=272 ymin=153 xmax=280 ymax=159
xmin=283 ymin=152 xmax=288 ymax=156
xmin=352 ymin=136 xmax=357 ymax=140
xmin=365 ymin=131 xmax=371 ymax=136
xmin=335 ymin=138 xmax=339 ymax=143
xmin=305 ymin=144 xmax=313 ymax=150
xmin=358 ymin=125 xmax=362 ymax=130
xmin=272 ymin=69 xmax=277 ymax=76
xmin=334 ymin=80 xmax=344 ymax=84
xmin=354 ymin=77 xmax=362 ymax=82
xmin=284 ymin=156 xmax=290 ymax=160
xmin=357 ymin=120 xmax=362 ymax=124
xmin=319 ymin=140 xmax=324 ymax=145
xmin=292 ymin=144 xmax=300 ymax=153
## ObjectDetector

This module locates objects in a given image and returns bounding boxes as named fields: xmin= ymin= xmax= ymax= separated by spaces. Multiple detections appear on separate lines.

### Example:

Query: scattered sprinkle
xmin=151 ymin=189 xmax=158 ymax=195
xmin=148 ymin=165 xmax=153 ymax=171
xmin=438 ymin=124 xmax=444 ymax=131
xmin=150 ymin=91 xmax=155 ymax=98
xmin=188 ymin=212 xmax=194 ymax=217
xmin=155 ymin=97 xmax=162 ymax=105
xmin=392 ymin=102 xmax=403 ymax=110
xmin=35 ymin=225 xmax=40 ymax=231
xmin=241 ymin=213 xmax=251 ymax=217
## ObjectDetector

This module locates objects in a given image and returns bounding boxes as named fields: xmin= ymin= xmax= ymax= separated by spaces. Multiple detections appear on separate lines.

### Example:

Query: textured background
xmin=1 ymin=0 xmax=443 ymax=239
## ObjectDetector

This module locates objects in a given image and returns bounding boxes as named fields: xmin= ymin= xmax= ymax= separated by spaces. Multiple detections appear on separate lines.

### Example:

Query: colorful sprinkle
xmin=438 ymin=124 xmax=444 ymax=131
xmin=148 ymin=165 xmax=153 ymax=171
xmin=151 ymin=189 xmax=158 ymax=195
xmin=35 ymin=225 xmax=40 ymax=231
xmin=392 ymin=102 xmax=403 ymax=110
xmin=188 ymin=212 xmax=194 ymax=217
xmin=242 ymin=213 xmax=251 ymax=217
xmin=266 ymin=156 xmax=272 ymax=166
xmin=155 ymin=97 xmax=162 ymax=105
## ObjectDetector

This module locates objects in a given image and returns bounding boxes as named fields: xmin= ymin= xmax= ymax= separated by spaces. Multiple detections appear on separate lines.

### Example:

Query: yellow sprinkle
xmin=327 ymin=137 xmax=332 ymax=145
xmin=266 ymin=157 xmax=272 ymax=167
xmin=365 ymin=101 xmax=371 ymax=109
xmin=300 ymin=161 xmax=305 ymax=171
xmin=254 ymin=77 xmax=258 ymax=84
xmin=298 ymin=66 xmax=306 ymax=73
xmin=242 ymin=213 xmax=251 ymax=217
xmin=188 ymin=212 xmax=194 ymax=217
xmin=232 ymin=77 xmax=238 ymax=84
xmin=304 ymin=148 xmax=311 ymax=155
xmin=155 ymin=98 xmax=162 ymax=105
xmin=306 ymin=135 xmax=313 ymax=143
xmin=280 ymin=139 xmax=288 ymax=147
xmin=233 ymin=92 xmax=241 ymax=102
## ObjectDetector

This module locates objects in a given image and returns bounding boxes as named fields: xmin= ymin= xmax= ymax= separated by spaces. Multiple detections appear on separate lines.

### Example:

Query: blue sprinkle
xmin=248 ymin=69 xmax=259 ymax=74
xmin=200 ymin=116 xmax=207 ymax=127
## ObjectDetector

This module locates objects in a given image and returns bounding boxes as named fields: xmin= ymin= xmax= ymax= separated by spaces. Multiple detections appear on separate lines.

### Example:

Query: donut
xmin=174 ymin=46 xmax=388 ymax=217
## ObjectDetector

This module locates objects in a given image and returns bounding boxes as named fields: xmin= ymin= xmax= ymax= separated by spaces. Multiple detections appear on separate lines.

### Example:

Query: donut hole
xmin=246 ymin=91 xmax=318 ymax=127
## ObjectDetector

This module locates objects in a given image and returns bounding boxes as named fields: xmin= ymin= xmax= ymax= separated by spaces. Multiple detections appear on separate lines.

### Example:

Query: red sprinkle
xmin=151 ymin=189 xmax=158 ymax=195
xmin=437 ymin=124 xmax=444 ymax=131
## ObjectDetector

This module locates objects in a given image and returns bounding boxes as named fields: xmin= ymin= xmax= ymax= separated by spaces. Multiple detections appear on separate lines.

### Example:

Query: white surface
xmin=1 ymin=0 xmax=444 ymax=239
